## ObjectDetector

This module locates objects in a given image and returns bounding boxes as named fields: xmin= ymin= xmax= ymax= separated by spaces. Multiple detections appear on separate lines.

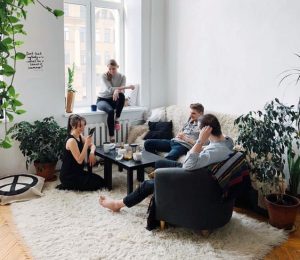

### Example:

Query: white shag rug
xmin=10 ymin=166 xmax=288 ymax=260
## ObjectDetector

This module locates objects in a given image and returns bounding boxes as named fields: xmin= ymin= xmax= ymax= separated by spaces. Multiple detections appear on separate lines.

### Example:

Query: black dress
xmin=59 ymin=135 xmax=105 ymax=191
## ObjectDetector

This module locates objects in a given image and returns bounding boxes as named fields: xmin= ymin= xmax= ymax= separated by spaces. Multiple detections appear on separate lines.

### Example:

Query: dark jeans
xmin=144 ymin=139 xmax=189 ymax=161
xmin=123 ymin=159 xmax=182 ymax=207
xmin=96 ymin=92 xmax=125 ymax=137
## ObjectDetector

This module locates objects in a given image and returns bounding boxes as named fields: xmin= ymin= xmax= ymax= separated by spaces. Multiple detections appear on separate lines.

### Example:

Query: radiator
xmin=84 ymin=119 xmax=131 ymax=146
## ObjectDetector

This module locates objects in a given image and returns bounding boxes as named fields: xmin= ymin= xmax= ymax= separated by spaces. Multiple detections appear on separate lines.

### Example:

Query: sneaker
xmin=115 ymin=121 xmax=121 ymax=131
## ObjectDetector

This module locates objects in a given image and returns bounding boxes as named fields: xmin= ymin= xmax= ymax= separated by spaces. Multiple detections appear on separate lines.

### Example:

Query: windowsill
xmin=64 ymin=106 xmax=147 ymax=117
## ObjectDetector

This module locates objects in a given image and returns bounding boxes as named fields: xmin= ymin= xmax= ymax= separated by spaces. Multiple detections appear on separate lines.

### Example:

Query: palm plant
xmin=279 ymin=53 xmax=300 ymax=132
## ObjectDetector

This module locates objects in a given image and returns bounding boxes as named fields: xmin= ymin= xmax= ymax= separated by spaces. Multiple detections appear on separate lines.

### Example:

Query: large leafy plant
xmin=0 ymin=0 xmax=63 ymax=149
xmin=234 ymin=98 xmax=300 ymax=195
xmin=9 ymin=117 xmax=67 ymax=169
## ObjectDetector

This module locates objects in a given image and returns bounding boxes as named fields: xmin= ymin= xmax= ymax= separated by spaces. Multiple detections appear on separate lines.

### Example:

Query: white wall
xmin=124 ymin=0 xmax=141 ymax=89
xmin=166 ymin=0 xmax=300 ymax=114
xmin=0 ymin=1 xmax=65 ymax=176
xmin=141 ymin=0 xmax=167 ymax=108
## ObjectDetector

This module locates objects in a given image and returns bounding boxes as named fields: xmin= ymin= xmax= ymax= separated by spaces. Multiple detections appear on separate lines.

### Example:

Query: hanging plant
xmin=0 ymin=0 xmax=64 ymax=148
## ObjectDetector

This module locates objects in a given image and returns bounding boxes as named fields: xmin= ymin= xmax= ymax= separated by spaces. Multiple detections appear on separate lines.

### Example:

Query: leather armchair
xmin=154 ymin=167 xmax=235 ymax=231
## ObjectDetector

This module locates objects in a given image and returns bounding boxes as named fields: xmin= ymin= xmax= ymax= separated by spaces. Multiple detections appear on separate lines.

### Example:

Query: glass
xmin=64 ymin=3 xmax=88 ymax=103
xmin=95 ymin=7 xmax=120 ymax=97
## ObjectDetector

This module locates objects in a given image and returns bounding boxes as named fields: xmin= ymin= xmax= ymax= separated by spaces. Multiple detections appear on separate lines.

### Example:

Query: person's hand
xmin=129 ymin=85 xmax=135 ymax=90
xmin=176 ymin=132 xmax=184 ymax=139
xmin=89 ymin=153 xmax=96 ymax=166
xmin=113 ymin=89 xmax=120 ymax=101
xmin=198 ymin=126 xmax=212 ymax=144
xmin=85 ymin=135 xmax=93 ymax=147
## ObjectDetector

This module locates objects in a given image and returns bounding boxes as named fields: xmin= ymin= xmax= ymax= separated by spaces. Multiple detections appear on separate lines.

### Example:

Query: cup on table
xmin=117 ymin=148 xmax=126 ymax=156
xmin=130 ymin=144 xmax=138 ymax=153
xmin=103 ymin=142 xmax=115 ymax=153
xmin=133 ymin=152 xmax=142 ymax=161
xmin=91 ymin=104 xmax=97 ymax=112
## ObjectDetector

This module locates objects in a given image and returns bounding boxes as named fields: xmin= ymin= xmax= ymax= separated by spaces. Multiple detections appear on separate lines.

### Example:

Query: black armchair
xmin=154 ymin=167 xmax=235 ymax=231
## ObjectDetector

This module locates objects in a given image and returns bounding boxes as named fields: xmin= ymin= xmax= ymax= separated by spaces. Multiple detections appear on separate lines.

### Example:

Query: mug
xmin=103 ymin=142 xmax=115 ymax=153
xmin=130 ymin=144 xmax=138 ymax=153
xmin=133 ymin=152 xmax=142 ymax=161
xmin=91 ymin=104 xmax=97 ymax=112
xmin=118 ymin=148 xmax=126 ymax=156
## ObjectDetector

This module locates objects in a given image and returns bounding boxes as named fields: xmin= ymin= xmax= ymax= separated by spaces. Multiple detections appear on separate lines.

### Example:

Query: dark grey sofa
xmin=154 ymin=167 xmax=235 ymax=231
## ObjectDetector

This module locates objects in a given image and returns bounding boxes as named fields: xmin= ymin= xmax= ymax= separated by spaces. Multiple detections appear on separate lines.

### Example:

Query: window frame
xmin=64 ymin=0 xmax=124 ymax=107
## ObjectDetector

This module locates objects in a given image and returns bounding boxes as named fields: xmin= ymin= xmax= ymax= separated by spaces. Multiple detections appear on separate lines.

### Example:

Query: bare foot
xmin=99 ymin=195 xmax=124 ymax=212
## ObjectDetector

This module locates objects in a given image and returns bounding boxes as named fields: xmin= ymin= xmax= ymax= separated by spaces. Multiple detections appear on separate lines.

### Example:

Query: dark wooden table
xmin=95 ymin=147 xmax=164 ymax=194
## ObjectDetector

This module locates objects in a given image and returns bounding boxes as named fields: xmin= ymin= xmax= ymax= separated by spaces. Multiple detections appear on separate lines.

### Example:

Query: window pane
xmin=64 ymin=3 xmax=88 ymax=103
xmin=95 ymin=8 xmax=120 ymax=96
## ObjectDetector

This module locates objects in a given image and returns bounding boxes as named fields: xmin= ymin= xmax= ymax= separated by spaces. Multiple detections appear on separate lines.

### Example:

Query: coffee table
xmin=95 ymin=147 xmax=164 ymax=194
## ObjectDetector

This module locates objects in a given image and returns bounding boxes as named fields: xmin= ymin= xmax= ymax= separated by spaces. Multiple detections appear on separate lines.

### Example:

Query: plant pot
xmin=265 ymin=193 xmax=300 ymax=230
xmin=66 ymin=91 xmax=75 ymax=113
xmin=34 ymin=161 xmax=57 ymax=182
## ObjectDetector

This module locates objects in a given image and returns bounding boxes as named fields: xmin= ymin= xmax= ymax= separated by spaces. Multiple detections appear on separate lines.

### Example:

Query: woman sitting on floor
xmin=58 ymin=114 xmax=105 ymax=191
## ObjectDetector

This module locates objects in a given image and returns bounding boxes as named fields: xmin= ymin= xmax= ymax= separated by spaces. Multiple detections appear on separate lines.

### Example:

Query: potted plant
xmin=66 ymin=63 xmax=76 ymax=113
xmin=9 ymin=117 xmax=67 ymax=181
xmin=234 ymin=98 xmax=300 ymax=230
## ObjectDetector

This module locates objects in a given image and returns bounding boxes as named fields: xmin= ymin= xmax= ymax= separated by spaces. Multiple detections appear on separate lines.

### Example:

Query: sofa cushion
xmin=127 ymin=124 xmax=148 ymax=144
xmin=144 ymin=121 xmax=173 ymax=140
xmin=147 ymin=107 xmax=166 ymax=122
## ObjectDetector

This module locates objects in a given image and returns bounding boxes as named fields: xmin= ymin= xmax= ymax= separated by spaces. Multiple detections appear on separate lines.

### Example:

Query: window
xmin=104 ymin=51 xmax=110 ymax=65
xmin=80 ymin=6 xmax=85 ymax=18
xmin=80 ymin=51 xmax=86 ymax=65
xmin=96 ymin=73 xmax=102 ymax=86
xmin=80 ymin=27 xmax=85 ymax=42
xmin=96 ymin=53 xmax=101 ymax=65
xmin=65 ymin=52 xmax=70 ymax=65
xmin=104 ymin=28 xmax=110 ymax=43
xmin=64 ymin=0 xmax=123 ymax=107
xmin=95 ymin=29 xmax=101 ymax=42
xmin=64 ymin=27 xmax=69 ymax=41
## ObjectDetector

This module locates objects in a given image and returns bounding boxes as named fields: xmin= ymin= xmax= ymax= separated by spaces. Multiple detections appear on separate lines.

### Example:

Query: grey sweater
xmin=98 ymin=72 xmax=126 ymax=99
xmin=183 ymin=137 xmax=234 ymax=171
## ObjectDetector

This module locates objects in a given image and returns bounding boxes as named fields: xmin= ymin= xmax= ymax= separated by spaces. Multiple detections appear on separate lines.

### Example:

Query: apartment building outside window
xmin=64 ymin=0 xmax=123 ymax=107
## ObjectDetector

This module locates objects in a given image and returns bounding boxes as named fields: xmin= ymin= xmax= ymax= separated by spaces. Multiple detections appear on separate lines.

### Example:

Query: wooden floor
xmin=0 ymin=206 xmax=299 ymax=260
xmin=0 ymin=206 xmax=31 ymax=260
xmin=235 ymin=207 xmax=300 ymax=260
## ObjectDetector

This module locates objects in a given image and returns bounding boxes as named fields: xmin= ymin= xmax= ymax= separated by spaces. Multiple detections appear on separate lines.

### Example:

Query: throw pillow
xmin=144 ymin=121 xmax=173 ymax=140
xmin=0 ymin=174 xmax=45 ymax=205
xmin=147 ymin=107 xmax=166 ymax=122
xmin=124 ymin=85 xmax=139 ymax=106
